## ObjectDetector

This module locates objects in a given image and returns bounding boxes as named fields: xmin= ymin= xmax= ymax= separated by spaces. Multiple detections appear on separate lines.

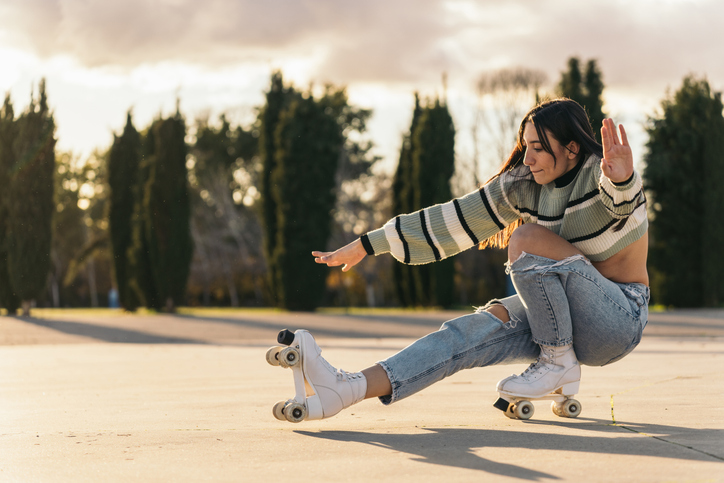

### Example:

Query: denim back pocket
xmin=603 ymin=283 xmax=650 ymax=366
xmin=619 ymin=283 xmax=650 ymax=321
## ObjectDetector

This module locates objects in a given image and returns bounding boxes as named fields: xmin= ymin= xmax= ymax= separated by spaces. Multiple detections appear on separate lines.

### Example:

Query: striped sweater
xmin=362 ymin=154 xmax=647 ymax=264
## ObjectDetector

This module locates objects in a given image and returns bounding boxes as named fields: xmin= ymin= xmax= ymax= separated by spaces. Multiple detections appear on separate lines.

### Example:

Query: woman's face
xmin=521 ymin=122 xmax=579 ymax=185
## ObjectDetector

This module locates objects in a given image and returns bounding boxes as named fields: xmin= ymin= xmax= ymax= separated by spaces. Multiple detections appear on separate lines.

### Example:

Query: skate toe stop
xmin=493 ymin=397 xmax=511 ymax=412
xmin=277 ymin=329 xmax=295 ymax=346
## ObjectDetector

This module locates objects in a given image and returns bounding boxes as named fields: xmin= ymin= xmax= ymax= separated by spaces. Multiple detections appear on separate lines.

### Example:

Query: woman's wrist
xmin=611 ymin=171 xmax=634 ymax=186
xmin=359 ymin=234 xmax=375 ymax=256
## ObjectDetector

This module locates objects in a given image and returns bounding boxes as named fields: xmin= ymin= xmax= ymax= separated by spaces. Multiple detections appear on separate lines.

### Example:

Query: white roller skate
xmin=493 ymin=344 xmax=582 ymax=420
xmin=266 ymin=329 xmax=367 ymax=423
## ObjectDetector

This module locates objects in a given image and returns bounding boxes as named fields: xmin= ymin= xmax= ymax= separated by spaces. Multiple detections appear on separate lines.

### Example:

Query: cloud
xmin=2 ymin=0 xmax=723 ymax=94
xmin=2 ymin=0 xmax=450 ymax=68
xmin=498 ymin=0 xmax=724 ymax=89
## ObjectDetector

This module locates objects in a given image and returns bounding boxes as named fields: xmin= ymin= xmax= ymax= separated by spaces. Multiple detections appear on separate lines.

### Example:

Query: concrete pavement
xmin=1 ymin=308 xmax=722 ymax=482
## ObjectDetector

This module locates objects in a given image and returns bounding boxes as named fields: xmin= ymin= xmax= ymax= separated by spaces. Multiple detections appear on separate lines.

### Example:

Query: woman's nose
xmin=523 ymin=151 xmax=533 ymax=166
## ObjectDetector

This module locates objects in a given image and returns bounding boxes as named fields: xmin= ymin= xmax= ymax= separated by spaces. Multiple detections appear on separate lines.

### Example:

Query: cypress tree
xmin=258 ymin=72 xmax=297 ymax=305
xmin=127 ymin=123 xmax=160 ymax=310
xmin=558 ymin=57 xmax=607 ymax=138
xmin=7 ymin=80 xmax=56 ymax=315
xmin=391 ymin=94 xmax=422 ymax=306
xmin=0 ymin=95 xmax=20 ymax=314
xmin=643 ymin=76 xmax=724 ymax=307
xmin=108 ymin=111 xmax=142 ymax=310
xmin=583 ymin=60 xmax=606 ymax=138
xmin=410 ymin=98 xmax=456 ymax=307
xmin=272 ymin=94 xmax=341 ymax=311
xmin=144 ymin=108 xmax=193 ymax=311
xmin=558 ymin=58 xmax=584 ymax=102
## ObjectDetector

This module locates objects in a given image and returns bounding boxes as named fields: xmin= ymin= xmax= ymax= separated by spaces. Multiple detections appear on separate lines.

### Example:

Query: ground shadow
xmin=296 ymin=419 xmax=722 ymax=480
xmin=169 ymin=312 xmax=447 ymax=340
xmin=12 ymin=316 xmax=207 ymax=345
xmin=5 ymin=311 xmax=447 ymax=346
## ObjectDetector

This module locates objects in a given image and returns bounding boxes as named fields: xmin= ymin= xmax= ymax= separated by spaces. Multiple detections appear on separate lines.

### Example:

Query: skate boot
xmin=266 ymin=329 xmax=367 ymax=423
xmin=493 ymin=344 xmax=582 ymax=420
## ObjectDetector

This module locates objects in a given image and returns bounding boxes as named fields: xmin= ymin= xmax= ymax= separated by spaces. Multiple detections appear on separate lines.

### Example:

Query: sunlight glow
xmin=0 ymin=47 xmax=34 ymax=91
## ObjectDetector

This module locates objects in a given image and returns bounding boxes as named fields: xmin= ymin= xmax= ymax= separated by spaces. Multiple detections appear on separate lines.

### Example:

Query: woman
xmin=269 ymin=98 xmax=649 ymax=423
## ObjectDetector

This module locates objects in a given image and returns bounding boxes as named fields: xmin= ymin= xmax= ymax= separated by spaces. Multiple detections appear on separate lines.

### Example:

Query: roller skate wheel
xmin=272 ymin=400 xmax=286 ymax=420
xmin=513 ymin=400 xmax=534 ymax=420
xmin=284 ymin=401 xmax=307 ymax=423
xmin=266 ymin=346 xmax=283 ymax=366
xmin=551 ymin=401 xmax=562 ymax=417
xmin=562 ymin=398 xmax=581 ymax=418
xmin=279 ymin=347 xmax=300 ymax=368
xmin=504 ymin=405 xmax=517 ymax=419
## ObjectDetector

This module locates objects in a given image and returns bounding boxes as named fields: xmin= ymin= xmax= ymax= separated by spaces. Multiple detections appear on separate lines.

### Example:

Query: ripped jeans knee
xmin=505 ymin=251 xmax=591 ymax=276
xmin=476 ymin=294 xmax=527 ymax=330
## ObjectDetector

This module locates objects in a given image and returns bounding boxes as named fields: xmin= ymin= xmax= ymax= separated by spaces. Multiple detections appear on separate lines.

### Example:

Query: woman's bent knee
xmin=508 ymin=224 xmax=545 ymax=262
xmin=508 ymin=224 xmax=582 ymax=262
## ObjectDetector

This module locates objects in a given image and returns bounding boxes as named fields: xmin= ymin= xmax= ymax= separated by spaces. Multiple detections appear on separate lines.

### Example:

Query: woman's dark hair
xmin=505 ymin=98 xmax=602 ymax=172
xmin=480 ymin=98 xmax=603 ymax=249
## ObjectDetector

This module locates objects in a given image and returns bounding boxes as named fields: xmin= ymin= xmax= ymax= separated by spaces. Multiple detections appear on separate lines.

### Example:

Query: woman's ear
xmin=566 ymin=141 xmax=580 ymax=159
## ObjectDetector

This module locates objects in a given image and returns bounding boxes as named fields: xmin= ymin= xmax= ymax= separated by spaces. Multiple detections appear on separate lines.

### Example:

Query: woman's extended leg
xmin=361 ymin=303 xmax=513 ymax=399
xmin=274 ymin=292 xmax=540 ymax=423
xmin=272 ymin=300 xmax=536 ymax=422
xmin=373 ymin=299 xmax=539 ymax=405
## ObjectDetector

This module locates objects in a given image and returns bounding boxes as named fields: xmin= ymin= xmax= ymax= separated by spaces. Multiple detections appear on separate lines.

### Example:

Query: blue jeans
xmin=377 ymin=253 xmax=650 ymax=405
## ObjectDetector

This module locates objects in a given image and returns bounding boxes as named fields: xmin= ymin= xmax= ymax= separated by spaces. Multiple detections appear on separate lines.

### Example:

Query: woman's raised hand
xmin=600 ymin=118 xmax=634 ymax=184
xmin=312 ymin=238 xmax=367 ymax=272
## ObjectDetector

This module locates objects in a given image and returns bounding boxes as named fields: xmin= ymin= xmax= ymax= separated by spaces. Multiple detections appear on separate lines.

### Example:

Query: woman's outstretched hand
xmin=600 ymin=118 xmax=634 ymax=184
xmin=312 ymin=238 xmax=367 ymax=272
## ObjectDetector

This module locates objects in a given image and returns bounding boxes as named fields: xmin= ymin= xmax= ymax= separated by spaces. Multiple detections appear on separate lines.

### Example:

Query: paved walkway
xmin=1 ymin=308 xmax=723 ymax=482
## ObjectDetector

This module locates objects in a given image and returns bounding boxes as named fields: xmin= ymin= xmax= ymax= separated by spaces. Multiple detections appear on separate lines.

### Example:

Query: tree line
xmin=0 ymin=82 xmax=56 ymax=315
xmin=1 ymin=60 xmax=723 ymax=314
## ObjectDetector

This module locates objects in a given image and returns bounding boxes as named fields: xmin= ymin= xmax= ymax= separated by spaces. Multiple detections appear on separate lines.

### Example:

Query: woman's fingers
xmin=311 ymin=251 xmax=329 ymax=258
xmin=602 ymin=120 xmax=616 ymax=152
xmin=312 ymin=250 xmax=349 ymax=267
xmin=604 ymin=120 xmax=632 ymax=157
xmin=312 ymin=252 xmax=332 ymax=263
xmin=602 ymin=119 xmax=629 ymax=157
xmin=312 ymin=251 xmax=333 ymax=264
xmin=608 ymin=119 xmax=620 ymax=145
xmin=619 ymin=123 xmax=629 ymax=146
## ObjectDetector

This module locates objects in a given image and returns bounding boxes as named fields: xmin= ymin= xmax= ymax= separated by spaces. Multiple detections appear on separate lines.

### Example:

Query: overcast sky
xmin=1 ymin=0 xmax=721 ymax=177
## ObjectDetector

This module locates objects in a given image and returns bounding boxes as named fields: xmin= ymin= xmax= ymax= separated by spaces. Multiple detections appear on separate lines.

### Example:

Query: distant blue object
xmin=108 ymin=288 xmax=119 ymax=308
xmin=506 ymin=274 xmax=516 ymax=297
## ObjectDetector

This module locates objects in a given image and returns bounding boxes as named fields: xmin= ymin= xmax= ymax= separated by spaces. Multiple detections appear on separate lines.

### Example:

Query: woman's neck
xmin=554 ymin=157 xmax=584 ymax=188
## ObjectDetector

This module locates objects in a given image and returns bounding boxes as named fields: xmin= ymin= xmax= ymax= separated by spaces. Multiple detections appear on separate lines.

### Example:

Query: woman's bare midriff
xmin=591 ymin=232 xmax=649 ymax=286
